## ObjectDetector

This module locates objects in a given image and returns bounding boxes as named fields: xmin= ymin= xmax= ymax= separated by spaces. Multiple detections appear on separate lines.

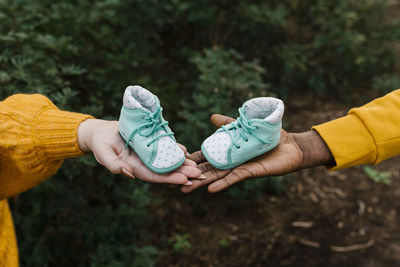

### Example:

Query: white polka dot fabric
xmin=245 ymin=97 xmax=284 ymax=124
xmin=123 ymin=85 xmax=156 ymax=110
xmin=202 ymin=131 xmax=231 ymax=164
xmin=152 ymin=131 xmax=184 ymax=168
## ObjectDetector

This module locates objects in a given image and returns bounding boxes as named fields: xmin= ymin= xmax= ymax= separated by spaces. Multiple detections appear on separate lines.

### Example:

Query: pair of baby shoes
xmin=118 ymin=85 xmax=284 ymax=173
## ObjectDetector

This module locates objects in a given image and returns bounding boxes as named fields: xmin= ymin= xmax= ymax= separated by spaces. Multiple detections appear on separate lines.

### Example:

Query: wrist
xmin=77 ymin=119 xmax=95 ymax=152
xmin=293 ymin=130 xmax=335 ymax=169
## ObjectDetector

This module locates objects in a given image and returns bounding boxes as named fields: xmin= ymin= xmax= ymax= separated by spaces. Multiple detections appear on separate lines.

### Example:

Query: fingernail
xmin=198 ymin=174 xmax=207 ymax=180
xmin=184 ymin=181 xmax=193 ymax=185
xmin=121 ymin=168 xmax=135 ymax=179
xmin=185 ymin=152 xmax=191 ymax=158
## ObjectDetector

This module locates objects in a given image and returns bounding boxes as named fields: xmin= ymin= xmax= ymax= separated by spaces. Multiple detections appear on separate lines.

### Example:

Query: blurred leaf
xmin=363 ymin=166 xmax=392 ymax=185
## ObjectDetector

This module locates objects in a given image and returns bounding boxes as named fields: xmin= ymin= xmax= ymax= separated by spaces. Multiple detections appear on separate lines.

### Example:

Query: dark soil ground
xmin=149 ymin=95 xmax=400 ymax=266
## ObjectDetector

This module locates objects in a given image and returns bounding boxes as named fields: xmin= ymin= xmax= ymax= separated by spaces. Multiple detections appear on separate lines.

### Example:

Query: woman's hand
xmin=78 ymin=119 xmax=201 ymax=185
xmin=181 ymin=114 xmax=335 ymax=193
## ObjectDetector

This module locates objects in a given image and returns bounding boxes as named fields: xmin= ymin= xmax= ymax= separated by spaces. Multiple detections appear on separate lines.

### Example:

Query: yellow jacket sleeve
xmin=0 ymin=94 xmax=93 ymax=199
xmin=312 ymin=89 xmax=400 ymax=170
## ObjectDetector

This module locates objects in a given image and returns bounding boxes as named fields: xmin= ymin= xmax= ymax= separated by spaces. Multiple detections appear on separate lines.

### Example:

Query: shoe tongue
xmin=243 ymin=97 xmax=284 ymax=124
xmin=123 ymin=85 xmax=158 ymax=112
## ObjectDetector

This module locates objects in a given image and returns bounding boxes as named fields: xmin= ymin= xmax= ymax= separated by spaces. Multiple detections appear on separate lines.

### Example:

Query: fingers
xmin=208 ymin=167 xmax=254 ymax=193
xmin=151 ymin=172 xmax=189 ymax=185
xmin=181 ymin=168 xmax=230 ymax=193
xmin=210 ymin=114 xmax=236 ymax=127
xmin=178 ymin=143 xmax=191 ymax=158
xmin=134 ymin=164 xmax=201 ymax=185
xmin=178 ymin=143 xmax=187 ymax=153
xmin=190 ymin=151 xmax=206 ymax=164
xmin=121 ymin=168 xmax=135 ymax=179
xmin=197 ymin=162 xmax=214 ymax=173
xmin=94 ymin=145 xmax=134 ymax=175
xmin=182 ymin=159 xmax=206 ymax=179
xmin=176 ymin=165 xmax=202 ymax=178
xmin=183 ymin=158 xmax=197 ymax=167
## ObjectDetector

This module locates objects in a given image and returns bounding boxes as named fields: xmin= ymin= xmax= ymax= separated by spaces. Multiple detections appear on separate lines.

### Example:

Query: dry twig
xmin=309 ymin=192 xmax=319 ymax=203
xmin=323 ymin=187 xmax=347 ymax=198
xmin=330 ymin=239 xmax=375 ymax=252
xmin=292 ymin=221 xmax=314 ymax=228
xmin=299 ymin=239 xmax=321 ymax=248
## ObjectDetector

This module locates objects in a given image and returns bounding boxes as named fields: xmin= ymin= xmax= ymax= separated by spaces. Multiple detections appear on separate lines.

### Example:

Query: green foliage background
xmin=1 ymin=0 xmax=399 ymax=265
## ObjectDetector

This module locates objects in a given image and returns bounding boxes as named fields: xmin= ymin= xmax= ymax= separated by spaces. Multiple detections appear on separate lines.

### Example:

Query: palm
xmin=88 ymin=120 xmax=200 ymax=184
xmin=182 ymin=115 xmax=304 ymax=193
xmin=118 ymin=144 xmax=198 ymax=183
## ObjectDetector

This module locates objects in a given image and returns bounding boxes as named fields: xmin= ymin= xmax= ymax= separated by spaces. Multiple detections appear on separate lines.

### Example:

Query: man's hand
xmin=78 ymin=119 xmax=201 ymax=185
xmin=181 ymin=114 xmax=334 ymax=193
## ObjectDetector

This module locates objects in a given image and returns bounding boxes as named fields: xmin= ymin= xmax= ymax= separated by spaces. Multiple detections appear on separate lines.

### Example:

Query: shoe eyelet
xmin=237 ymin=146 xmax=241 ymax=149
xmin=146 ymin=144 xmax=150 ymax=147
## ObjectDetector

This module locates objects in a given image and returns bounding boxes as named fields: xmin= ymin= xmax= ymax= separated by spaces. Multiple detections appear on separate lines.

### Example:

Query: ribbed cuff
xmin=312 ymin=114 xmax=377 ymax=171
xmin=34 ymin=107 xmax=94 ymax=161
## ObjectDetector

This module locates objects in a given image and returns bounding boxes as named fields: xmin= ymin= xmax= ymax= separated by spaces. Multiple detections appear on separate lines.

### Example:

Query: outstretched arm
xmin=182 ymin=89 xmax=400 ymax=193
xmin=0 ymin=94 xmax=93 ymax=199
xmin=181 ymin=114 xmax=334 ymax=193
xmin=0 ymin=94 xmax=200 ymax=200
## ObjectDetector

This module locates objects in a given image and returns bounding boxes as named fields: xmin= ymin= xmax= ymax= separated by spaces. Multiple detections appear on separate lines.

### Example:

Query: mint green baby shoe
xmin=201 ymin=97 xmax=284 ymax=170
xmin=118 ymin=85 xmax=185 ymax=174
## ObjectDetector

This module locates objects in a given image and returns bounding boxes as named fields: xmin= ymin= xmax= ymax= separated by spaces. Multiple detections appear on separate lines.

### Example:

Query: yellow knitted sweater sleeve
xmin=312 ymin=89 xmax=400 ymax=170
xmin=0 ymin=94 xmax=93 ymax=199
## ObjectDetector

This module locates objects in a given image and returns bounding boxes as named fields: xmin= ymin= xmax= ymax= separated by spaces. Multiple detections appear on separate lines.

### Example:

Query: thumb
xmin=93 ymin=145 xmax=135 ymax=177
xmin=210 ymin=114 xmax=236 ymax=127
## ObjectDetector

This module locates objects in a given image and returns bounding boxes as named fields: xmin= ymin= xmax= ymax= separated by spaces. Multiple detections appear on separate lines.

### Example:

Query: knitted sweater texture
xmin=0 ymin=94 xmax=92 ymax=267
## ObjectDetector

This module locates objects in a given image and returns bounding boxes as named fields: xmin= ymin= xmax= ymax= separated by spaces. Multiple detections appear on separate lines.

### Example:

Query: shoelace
xmin=125 ymin=106 xmax=174 ymax=149
xmin=221 ymin=107 xmax=271 ymax=149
